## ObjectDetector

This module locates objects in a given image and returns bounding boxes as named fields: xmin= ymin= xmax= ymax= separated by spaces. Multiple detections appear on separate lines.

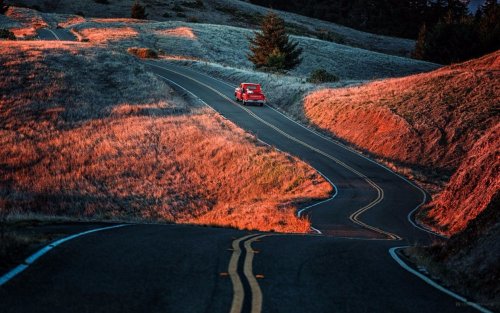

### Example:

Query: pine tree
xmin=131 ymin=1 xmax=148 ymax=20
xmin=248 ymin=12 xmax=302 ymax=71
xmin=0 ymin=0 xmax=9 ymax=14
xmin=478 ymin=0 xmax=500 ymax=52
xmin=412 ymin=23 xmax=427 ymax=60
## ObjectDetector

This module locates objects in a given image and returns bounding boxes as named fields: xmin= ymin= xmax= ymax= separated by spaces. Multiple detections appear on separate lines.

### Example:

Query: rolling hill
xmin=5 ymin=0 xmax=417 ymax=56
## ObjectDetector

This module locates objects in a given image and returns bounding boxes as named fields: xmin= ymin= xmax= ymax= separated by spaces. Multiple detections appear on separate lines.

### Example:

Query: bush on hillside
xmin=307 ymin=69 xmax=339 ymax=83
xmin=127 ymin=47 xmax=158 ymax=59
xmin=181 ymin=0 xmax=204 ymax=9
xmin=94 ymin=0 xmax=109 ymax=4
xmin=0 ymin=29 xmax=15 ymax=40
xmin=131 ymin=1 xmax=147 ymax=19
xmin=186 ymin=16 xmax=199 ymax=23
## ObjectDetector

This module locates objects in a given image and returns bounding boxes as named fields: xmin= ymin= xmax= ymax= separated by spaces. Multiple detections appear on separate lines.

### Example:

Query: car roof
xmin=242 ymin=83 xmax=260 ymax=86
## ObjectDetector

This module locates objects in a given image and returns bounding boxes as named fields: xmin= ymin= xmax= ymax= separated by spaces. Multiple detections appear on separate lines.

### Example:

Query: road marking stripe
xmin=228 ymin=234 xmax=259 ymax=313
xmin=0 ymin=224 xmax=129 ymax=286
xmin=147 ymin=62 xmax=399 ymax=240
xmin=243 ymin=235 xmax=268 ymax=313
xmin=162 ymin=63 xmax=444 ymax=238
xmin=389 ymin=247 xmax=493 ymax=313
xmin=47 ymin=29 xmax=61 ymax=40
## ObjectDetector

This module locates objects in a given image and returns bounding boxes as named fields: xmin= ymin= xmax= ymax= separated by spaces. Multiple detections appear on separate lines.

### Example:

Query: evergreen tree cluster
xmin=413 ymin=0 xmax=500 ymax=64
xmin=249 ymin=0 xmax=447 ymax=39
xmin=248 ymin=12 xmax=302 ymax=71
xmin=250 ymin=0 xmax=499 ymax=64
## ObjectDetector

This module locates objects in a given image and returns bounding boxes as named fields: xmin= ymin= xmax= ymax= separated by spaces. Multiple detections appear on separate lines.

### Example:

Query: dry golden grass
xmin=79 ymin=26 xmax=139 ymax=43
xmin=4 ymin=6 xmax=47 ymax=38
xmin=127 ymin=47 xmax=158 ymax=59
xmin=304 ymin=51 xmax=499 ymax=172
xmin=159 ymin=54 xmax=203 ymax=61
xmin=91 ymin=18 xmax=149 ymax=24
xmin=57 ymin=16 xmax=86 ymax=28
xmin=154 ymin=27 xmax=197 ymax=39
xmin=0 ymin=41 xmax=331 ymax=233
xmin=303 ymin=51 xmax=499 ymax=235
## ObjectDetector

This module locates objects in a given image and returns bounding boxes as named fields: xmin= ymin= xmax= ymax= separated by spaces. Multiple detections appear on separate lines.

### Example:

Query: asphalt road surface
xmin=0 ymin=29 xmax=485 ymax=313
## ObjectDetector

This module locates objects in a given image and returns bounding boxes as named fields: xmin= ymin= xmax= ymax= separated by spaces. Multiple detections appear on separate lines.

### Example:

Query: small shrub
xmin=0 ymin=29 xmax=15 ymax=40
xmin=172 ymin=4 xmax=185 ymax=12
xmin=176 ymin=12 xmax=187 ymax=18
xmin=307 ymin=69 xmax=339 ymax=83
xmin=74 ymin=11 xmax=85 ymax=17
xmin=181 ymin=0 xmax=204 ymax=9
xmin=186 ymin=16 xmax=199 ymax=23
xmin=162 ymin=12 xmax=171 ymax=18
xmin=127 ymin=47 xmax=158 ymax=59
xmin=316 ymin=30 xmax=346 ymax=44
xmin=94 ymin=0 xmax=109 ymax=4
xmin=131 ymin=1 xmax=148 ymax=19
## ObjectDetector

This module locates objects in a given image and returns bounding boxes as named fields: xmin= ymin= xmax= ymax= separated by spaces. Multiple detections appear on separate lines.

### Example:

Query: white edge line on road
xmin=0 ymin=224 xmax=128 ymax=286
xmin=164 ymin=62 xmax=445 ymax=239
xmin=47 ymin=29 xmax=61 ymax=41
xmin=153 ymin=71 xmax=338 ymax=236
xmin=389 ymin=246 xmax=493 ymax=313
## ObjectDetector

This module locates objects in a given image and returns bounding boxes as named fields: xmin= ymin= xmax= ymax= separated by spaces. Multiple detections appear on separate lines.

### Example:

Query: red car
xmin=235 ymin=83 xmax=266 ymax=107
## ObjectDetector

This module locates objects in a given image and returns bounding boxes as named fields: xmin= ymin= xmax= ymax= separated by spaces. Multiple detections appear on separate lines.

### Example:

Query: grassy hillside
xmin=301 ymin=51 xmax=499 ymax=235
xmin=0 ymin=40 xmax=332 ymax=233
xmin=409 ymin=192 xmax=499 ymax=306
xmin=422 ymin=124 xmax=499 ymax=235
xmin=5 ymin=0 xmax=416 ymax=56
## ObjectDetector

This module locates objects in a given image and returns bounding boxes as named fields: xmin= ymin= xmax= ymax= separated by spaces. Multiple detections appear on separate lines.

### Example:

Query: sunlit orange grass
xmin=0 ymin=40 xmax=83 ymax=53
xmin=159 ymin=54 xmax=204 ymax=61
xmin=79 ymin=27 xmax=139 ymax=43
xmin=304 ymin=50 xmax=500 ymax=171
xmin=0 ymin=41 xmax=331 ymax=233
xmin=5 ymin=6 xmax=48 ymax=38
xmin=303 ymin=51 xmax=499 ymax=235
xmin=423 ymin=123 xmax=500 ymax=235
xmin=91 ymin=18 xmax=150 ymax=24
xmin=58 ymin=16 xmax=86 ymax=28
xmin=1 ymin=113 xmax=330 ymax=232
xmin=155 ymin=27 xmax=197 ymax=39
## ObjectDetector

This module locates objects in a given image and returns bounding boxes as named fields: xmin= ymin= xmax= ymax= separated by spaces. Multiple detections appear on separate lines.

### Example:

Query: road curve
xmin=0 ymin=30 xmax=484 ymax=313
xmin=145 ymin=61 xmax=434 ymax=242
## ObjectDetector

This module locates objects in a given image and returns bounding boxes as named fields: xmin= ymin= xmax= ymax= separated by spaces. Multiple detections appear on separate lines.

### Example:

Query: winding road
xmin=0 ymin=29 xmax=487 ymax=313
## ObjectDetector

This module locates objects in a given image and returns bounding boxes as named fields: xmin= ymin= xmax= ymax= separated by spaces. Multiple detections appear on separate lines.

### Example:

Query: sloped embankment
xmin=303 ymin=51 xmax=499 ymax=235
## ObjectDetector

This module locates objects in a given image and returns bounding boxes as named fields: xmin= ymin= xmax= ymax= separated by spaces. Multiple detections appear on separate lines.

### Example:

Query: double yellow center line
xmin=228 ymin=234 xmax=268 ymax=313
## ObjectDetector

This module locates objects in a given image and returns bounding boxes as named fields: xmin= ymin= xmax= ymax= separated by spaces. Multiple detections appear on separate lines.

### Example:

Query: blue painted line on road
xmin=0 ymin=224 xmax=129 ymax=286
